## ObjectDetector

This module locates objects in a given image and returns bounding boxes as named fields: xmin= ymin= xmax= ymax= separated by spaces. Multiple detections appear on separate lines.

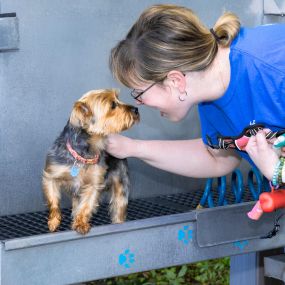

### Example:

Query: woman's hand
xmin=245 ymin=131 xmax=279 ymax=181
xmin=106 ymin=134 xmax=136 ymax=159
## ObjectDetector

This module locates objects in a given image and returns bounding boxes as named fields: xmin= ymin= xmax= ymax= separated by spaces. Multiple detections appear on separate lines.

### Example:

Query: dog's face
xmin=69 ymin=89 xmax=139 ymax=135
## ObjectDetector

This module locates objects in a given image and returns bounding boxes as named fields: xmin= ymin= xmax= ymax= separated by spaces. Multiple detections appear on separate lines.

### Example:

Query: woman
xmin=107 ymin=4 xmax=285 ymax=183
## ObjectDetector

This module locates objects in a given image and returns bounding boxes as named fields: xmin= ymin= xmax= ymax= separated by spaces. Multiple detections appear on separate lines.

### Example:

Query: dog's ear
xmin=69 ymin=101 xmax=92 ymax=128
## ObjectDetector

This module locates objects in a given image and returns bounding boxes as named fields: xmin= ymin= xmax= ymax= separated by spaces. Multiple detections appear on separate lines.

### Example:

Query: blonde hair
xmin=110 ymin=4 xmax=240 ymax=87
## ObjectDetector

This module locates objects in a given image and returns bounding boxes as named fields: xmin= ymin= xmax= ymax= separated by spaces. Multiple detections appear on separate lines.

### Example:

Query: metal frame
xmin=0 ymin=191 xmax=285 ymax=284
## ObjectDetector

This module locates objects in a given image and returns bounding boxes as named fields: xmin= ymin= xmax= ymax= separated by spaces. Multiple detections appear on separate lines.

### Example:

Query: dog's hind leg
xmin=42 ymin=174 xmax=62 ymax=232
xmin=72 ymin=195 xmax=80 ymax=217
xmin=109 ymin=175 xmax=130 ymax=224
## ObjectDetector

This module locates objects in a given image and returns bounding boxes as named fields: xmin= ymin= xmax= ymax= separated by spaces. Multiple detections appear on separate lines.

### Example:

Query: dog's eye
xmin=111 ymin=101 xmax=117 ymax=109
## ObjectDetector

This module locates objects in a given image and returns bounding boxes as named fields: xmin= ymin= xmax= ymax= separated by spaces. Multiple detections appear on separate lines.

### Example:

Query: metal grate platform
xmin=1 ymin=187 xmax=282 ymax=285
xmin=0 ymin=188 xmax=255 ymax=241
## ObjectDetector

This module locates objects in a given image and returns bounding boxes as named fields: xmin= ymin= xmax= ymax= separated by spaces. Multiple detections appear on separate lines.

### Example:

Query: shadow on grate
xmin=0 ymin=188 xmax=255 ymax=241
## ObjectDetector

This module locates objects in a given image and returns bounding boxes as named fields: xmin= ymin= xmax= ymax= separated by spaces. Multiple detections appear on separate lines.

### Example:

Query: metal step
xmin=264 ymin=254 xmax=285 ymax=282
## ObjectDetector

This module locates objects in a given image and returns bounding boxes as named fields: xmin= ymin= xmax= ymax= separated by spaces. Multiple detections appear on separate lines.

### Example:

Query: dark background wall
xmin=0 ymin=0 xmax=284 ymax=215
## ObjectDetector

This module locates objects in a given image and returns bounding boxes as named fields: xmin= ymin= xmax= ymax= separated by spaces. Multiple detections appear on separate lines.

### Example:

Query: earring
xmin=179 ymin=91 xmax=188 ymax=102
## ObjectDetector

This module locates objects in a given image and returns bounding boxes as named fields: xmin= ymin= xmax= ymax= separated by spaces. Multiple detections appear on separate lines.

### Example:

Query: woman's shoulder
xmin=233 ymin=24 xmax=285 ymax=50
xmin=231 ymin=24 xmax=285 ymax=73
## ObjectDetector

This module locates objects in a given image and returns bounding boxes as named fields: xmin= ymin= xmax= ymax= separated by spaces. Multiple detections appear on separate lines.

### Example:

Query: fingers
xmin=245 ymin=131 xmax=279 ymax=180
xmin=105 ymin=134 xmax=120 ymax=153
xmin=245 ymin=134 xmax=257 ymax=155
xmin=106 ymin=133 xmax=118 ymax=143
xmin=255 ymin=131 xmax=270 ymax=151
xmin=263 ymin=128 xmax=271 ymax=133
xmin=245 ymin=131 xmax=268 ymax=155
xmin=105 ymin=134 xmax=132 ymax=159
xmin=263 ymin=128 xmax=276 ymax=144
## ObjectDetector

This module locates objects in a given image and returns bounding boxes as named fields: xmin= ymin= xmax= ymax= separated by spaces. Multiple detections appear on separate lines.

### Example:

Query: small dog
xmin=42 ymin=89 xmax=139 ymax=234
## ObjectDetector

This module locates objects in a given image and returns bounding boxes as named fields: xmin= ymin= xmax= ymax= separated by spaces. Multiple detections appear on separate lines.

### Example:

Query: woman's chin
xmin=170 ymin=117 xmax=183 ymax=122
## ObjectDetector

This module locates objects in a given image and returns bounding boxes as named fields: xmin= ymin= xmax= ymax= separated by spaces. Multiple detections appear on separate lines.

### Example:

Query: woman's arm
xmin=106 ymin=134 xmax=241 ymax=178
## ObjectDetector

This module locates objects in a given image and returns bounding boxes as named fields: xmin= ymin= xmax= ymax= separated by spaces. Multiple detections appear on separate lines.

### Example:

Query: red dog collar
xmin=66 ymin=140 xmax=99 ymax=164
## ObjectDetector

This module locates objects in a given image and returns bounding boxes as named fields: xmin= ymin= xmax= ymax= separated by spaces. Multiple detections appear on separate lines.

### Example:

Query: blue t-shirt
xmin=198 ymin=24 xmax=285 ymax=164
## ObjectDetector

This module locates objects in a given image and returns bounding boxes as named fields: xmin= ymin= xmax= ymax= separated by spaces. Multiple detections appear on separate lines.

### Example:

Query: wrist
xmin=269 ymin=158 xmax=279 ymax=178
xmin=271 ymin=157 xmax=285 ymax=187
xmin=127 ymin=139 xmax=143 ymax=158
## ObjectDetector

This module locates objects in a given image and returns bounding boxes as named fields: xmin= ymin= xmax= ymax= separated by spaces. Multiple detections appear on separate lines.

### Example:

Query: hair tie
xmin=210 ymin=28 xmax=220 ymax=42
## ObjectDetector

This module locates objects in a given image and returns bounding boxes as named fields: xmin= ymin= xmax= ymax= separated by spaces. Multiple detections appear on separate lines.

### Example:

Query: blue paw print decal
xmin=118 ymin=249 xmax=135 ymax=268
xmin=233 ymin=240 xmax=249 ymax=250
xmin=178 ymin=225 xmax=193 ymax=245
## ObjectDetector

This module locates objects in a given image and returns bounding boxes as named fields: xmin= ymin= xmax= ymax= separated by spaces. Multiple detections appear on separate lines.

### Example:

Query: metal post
xmin=230 ymin=253 xmax=258 ymax=285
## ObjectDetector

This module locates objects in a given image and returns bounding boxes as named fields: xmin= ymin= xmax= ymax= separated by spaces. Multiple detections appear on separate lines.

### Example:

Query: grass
xmin=85 ymin=257 xmax=230 ymax=285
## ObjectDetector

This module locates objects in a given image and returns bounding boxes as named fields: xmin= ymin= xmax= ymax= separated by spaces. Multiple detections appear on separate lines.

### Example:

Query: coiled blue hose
xmin=199 ymin=168 xmax=268 ymax=208
xmin=247 ymin=167 xmax=262 ymax=200
xmin=199 ymin=176 xmax=226 ymax=208
xmin=230 ymin=169 xmax=244 ymax=203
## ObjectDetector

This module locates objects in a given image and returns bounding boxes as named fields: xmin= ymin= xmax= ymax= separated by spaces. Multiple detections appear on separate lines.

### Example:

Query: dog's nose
xmin=131 ymin=106 xmax=139 ymax=115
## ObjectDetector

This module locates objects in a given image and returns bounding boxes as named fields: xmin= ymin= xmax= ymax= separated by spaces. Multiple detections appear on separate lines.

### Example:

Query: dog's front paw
xmin=48 ymin=211 xmax=61 ymax=232
xmin=111 ymin=217 xmax=125 ymax=224
xmin=111 ymin=210 xmax=126 ymax=224
xmin=72 ymin=220 xmax=91 ymax=235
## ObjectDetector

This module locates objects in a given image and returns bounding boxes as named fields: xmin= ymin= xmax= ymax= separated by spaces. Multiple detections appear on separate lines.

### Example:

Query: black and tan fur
xmin=42 ymin=89 xmax=139 ymax=234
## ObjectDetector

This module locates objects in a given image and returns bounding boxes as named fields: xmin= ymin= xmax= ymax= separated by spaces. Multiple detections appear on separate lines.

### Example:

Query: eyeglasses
xmin=131 ymin=82 xmax=156 ymax=103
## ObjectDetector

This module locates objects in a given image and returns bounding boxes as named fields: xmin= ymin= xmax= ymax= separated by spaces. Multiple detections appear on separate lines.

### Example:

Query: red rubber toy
xmin=248 ymin=189 xmax=285 ymax=220
xmin=259 ymin=190 xmax=285 ymax=212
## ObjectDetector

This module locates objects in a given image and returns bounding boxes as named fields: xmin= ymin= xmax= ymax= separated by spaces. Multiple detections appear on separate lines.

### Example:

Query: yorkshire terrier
xmin=42 ymin=89 xmax=139 ymax=234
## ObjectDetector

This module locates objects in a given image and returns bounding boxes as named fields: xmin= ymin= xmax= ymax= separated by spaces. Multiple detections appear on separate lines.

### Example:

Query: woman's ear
xmin=166 ymin=70 xmax=186 ymax=92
